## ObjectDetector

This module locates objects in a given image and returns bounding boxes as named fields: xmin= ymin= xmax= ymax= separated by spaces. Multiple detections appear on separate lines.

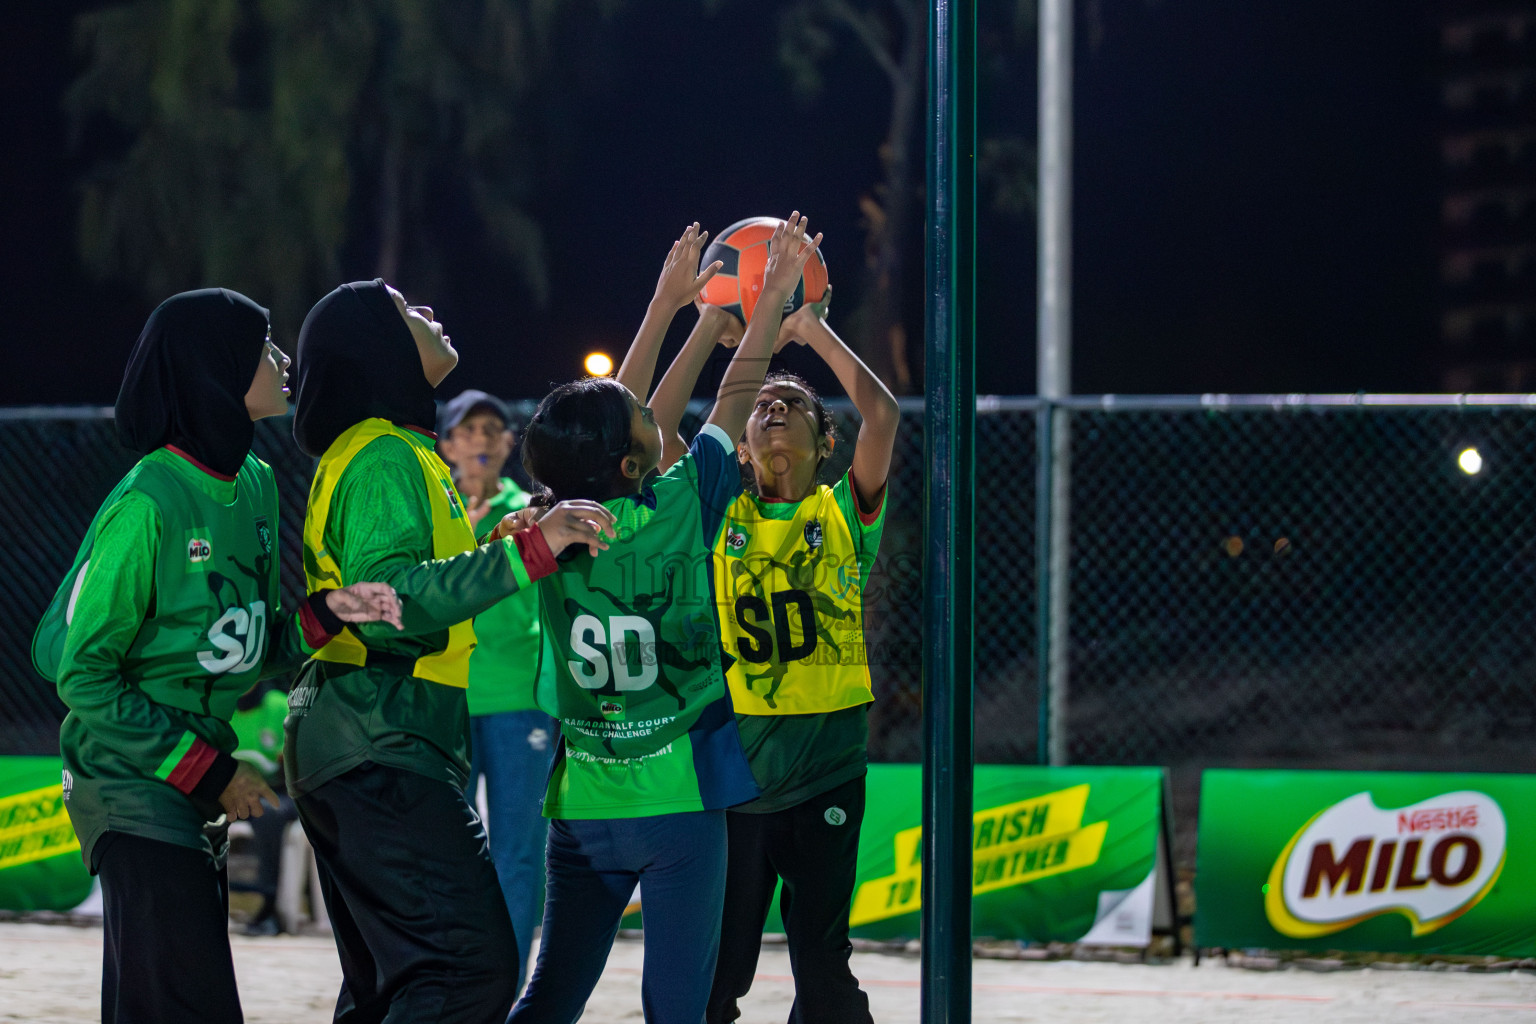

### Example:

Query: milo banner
xmin=0 ymin=756 xmax=93 ymax=912
xmin=1196 ymin=769 xmax=1536 ymax=956
xmin=762 ymin=764 xmax=1176 ymax=945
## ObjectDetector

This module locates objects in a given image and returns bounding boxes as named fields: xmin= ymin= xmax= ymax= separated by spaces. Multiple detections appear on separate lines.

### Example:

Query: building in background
xmin=1437 ymin=0 xmax=1536 ymax=391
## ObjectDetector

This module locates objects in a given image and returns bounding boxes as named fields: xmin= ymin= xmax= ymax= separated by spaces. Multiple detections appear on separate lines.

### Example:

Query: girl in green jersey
xmin=506 ymin=215 xmax=821 ymax=1024
xmin=286 ymin=279 xmax=615 ymax=1024
xmin=40 ymin=289 xmax=403 ymax=1024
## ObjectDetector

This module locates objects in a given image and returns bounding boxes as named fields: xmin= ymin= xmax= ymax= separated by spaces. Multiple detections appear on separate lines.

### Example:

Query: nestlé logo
xmin=1265 ymin=790 xmax=1506 ymax=939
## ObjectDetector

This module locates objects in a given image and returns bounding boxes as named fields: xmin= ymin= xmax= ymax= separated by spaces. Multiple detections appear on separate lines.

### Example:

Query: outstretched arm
xmin=334 ymin=440 xmax=615 ymax=640
xmin=778 ymin=293 xmax=900 ymax=510
xmin=615 ymin=223 xmax=721 ymax=401
xmin=706 ymin=213 xmax=822 ymax=442
xmin=650 ymin=304 xmax=742 ymax=472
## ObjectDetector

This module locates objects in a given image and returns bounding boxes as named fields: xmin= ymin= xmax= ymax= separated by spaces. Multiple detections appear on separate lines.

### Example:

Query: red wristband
xmin=301 ymin=590 xmax=344 ymax=649
xmin=167 ymin=739 xmax=235 ymax=799
xmin=514 ymin=527 xmax=559 ymax=581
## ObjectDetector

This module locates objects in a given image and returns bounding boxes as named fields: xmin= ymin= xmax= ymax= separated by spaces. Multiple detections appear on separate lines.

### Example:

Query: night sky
xmin=2 ymin=1 xmax=1442 ymax=407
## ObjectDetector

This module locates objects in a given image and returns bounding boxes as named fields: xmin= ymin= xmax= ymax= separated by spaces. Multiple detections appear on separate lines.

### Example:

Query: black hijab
xmin=292 ymin=279 xmax=439 ymax=458
xmin=115 ymin=288 xmax=270 ymax=478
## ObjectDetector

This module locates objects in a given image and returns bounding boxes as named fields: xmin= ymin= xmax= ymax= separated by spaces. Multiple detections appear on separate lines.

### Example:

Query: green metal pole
xmin=922 ymin=1 xmax=975 ymax=1022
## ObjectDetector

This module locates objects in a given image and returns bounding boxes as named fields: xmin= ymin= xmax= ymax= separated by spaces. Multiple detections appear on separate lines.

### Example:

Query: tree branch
xmin=823 ymin=0 xmax=901 ymax=86
xmin=894 ymin=0 xmax=924 ymax=41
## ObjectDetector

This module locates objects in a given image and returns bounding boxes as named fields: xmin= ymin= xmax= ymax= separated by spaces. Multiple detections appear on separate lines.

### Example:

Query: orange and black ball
xmin=697 ymin=217 xmax=830 ymax=324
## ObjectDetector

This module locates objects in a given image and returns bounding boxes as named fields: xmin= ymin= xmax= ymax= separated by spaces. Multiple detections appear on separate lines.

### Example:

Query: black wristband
xmin=305 ymin=589 xmax=346 ymax=636
xmin=188 ymin=749 xmax=240 ymax=807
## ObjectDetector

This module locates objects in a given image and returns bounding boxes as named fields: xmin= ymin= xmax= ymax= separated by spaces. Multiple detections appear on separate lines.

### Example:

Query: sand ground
xmin=2 ymin=921 xmax=1535 ymax=1023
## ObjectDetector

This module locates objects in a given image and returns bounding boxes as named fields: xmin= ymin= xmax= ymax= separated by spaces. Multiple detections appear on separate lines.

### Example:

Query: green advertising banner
xmin=0 ymin=756 xmax=92 ymax=912
xmin=1197 ymin=769 xmax=1536 ymax=956
xmin=760 ymin=764 xmax=1173 ymax=945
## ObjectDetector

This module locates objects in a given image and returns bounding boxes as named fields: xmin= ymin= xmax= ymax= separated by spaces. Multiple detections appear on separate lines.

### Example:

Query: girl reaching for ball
xmin=648 ymin=268 xmax=900 ymax=1022
xmin=502 ymin=213 xmax=821 ymax=1024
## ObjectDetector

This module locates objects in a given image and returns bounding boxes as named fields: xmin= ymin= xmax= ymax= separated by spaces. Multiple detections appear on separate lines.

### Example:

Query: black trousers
xmin=706 ymin=774 xmax=873 ymax=1024
xmin=97 ymin=831 xmax=243 ymax=1024
xmin=296 ymin=762 xmax=519 ymax=1024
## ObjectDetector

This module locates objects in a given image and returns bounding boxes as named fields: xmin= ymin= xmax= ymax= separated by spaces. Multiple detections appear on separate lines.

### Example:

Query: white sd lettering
xmin=197 ymin=601 xmax=269 ymax=674
xmin=567 ymin=615 xmax=659 ymax=691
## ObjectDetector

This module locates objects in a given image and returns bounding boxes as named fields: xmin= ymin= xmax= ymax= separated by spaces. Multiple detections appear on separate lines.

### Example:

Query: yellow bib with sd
xmin=303 ymin=419 xmax=477 ymax=688
xmin=712 ymin=485 xmax=875 ymax=715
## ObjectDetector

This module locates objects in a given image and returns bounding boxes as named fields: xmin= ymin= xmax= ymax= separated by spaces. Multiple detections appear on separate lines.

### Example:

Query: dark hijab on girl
xmin=114 ymin=288 xmax=270 ymax=478
xmin=292 ymin=279 xmax=439 ymax=458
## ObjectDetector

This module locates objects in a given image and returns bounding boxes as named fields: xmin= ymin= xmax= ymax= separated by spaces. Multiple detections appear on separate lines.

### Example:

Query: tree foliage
xmin=749 ymin=0 xmax=1039 ymax=392
xmin=67 ymin=0 xmax=568 ymax=341
xmin=769 ymin=0 xmax=926 ymax=392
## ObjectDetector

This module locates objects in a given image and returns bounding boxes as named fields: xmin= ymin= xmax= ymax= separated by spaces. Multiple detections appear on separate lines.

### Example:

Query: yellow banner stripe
xmin=850 ymin=783 xmax=1106 ymax=926
xmin=0 ymin=784 xmax=81 ymax=871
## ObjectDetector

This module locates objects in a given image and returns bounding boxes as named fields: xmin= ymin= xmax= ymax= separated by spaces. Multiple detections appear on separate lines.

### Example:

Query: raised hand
xmin=620 ymin=223 xmax=725 ymax=401
xmin=537 ymin=500 xmax=619 ymax=557
xmin=693 ymin=300 xmax=746 ymax=349
xmin=325 ymin=581 xmax=404 ymax=630
xmin=761 ymin=212 xmax=822 ymax=305
xmin=655 ymin=223 xmax=723 ymax=312
xmin=775 ymin=284 xmax=832 ymax=354
xmin=218 ymin=760 xmax=279 ymax=821
xmin=715 ymin=307 xmax=746 ymax=349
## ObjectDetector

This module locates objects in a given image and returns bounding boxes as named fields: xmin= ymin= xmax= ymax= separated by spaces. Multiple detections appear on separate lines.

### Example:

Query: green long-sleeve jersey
xmin=283 ymin=429 xmax=556 ymax=797
xmin=52 ymin=448 xmax=336 ymax=869
xmin=465 ymin=478 xmax=545 ymax=716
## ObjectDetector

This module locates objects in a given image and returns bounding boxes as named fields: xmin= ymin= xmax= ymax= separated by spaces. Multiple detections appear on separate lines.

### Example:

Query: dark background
xmin=1 ymin=1 xmax=1443 ymax=406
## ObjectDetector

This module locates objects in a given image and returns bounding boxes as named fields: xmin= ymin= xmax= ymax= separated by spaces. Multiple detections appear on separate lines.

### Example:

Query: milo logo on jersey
xmin=197 ymin=600 xmax=269 ymax=675
xmin=185 ymin=530 xmax=213 ymax=568
xmin=724 ymin=526 xmax=750 ymax=556
xmin=1265 ymin=790 xmax=1506 ymax=939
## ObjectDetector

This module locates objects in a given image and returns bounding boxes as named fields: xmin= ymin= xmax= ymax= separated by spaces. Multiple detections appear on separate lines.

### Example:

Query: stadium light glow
xmin=1458 ymin=447 xmax=1483 ymax=475
xmin=584 ymin=351 xmax=614 ymax=377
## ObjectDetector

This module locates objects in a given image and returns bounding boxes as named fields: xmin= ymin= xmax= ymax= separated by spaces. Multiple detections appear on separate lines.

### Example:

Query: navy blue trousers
xmin=511 ymin=810 xmax=728 ymax=1024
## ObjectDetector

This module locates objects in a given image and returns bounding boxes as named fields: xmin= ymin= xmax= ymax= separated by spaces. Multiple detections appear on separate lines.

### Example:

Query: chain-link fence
xmin=5 ymin=399 xmax=1535 ymax=865
xmin=1060 ymin=397 xmax=1536 ymax=858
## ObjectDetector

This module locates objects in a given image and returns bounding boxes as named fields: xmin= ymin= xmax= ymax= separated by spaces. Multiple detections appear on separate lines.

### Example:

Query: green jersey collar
xmin=156 ymin=446 xmax=238 ymax=503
